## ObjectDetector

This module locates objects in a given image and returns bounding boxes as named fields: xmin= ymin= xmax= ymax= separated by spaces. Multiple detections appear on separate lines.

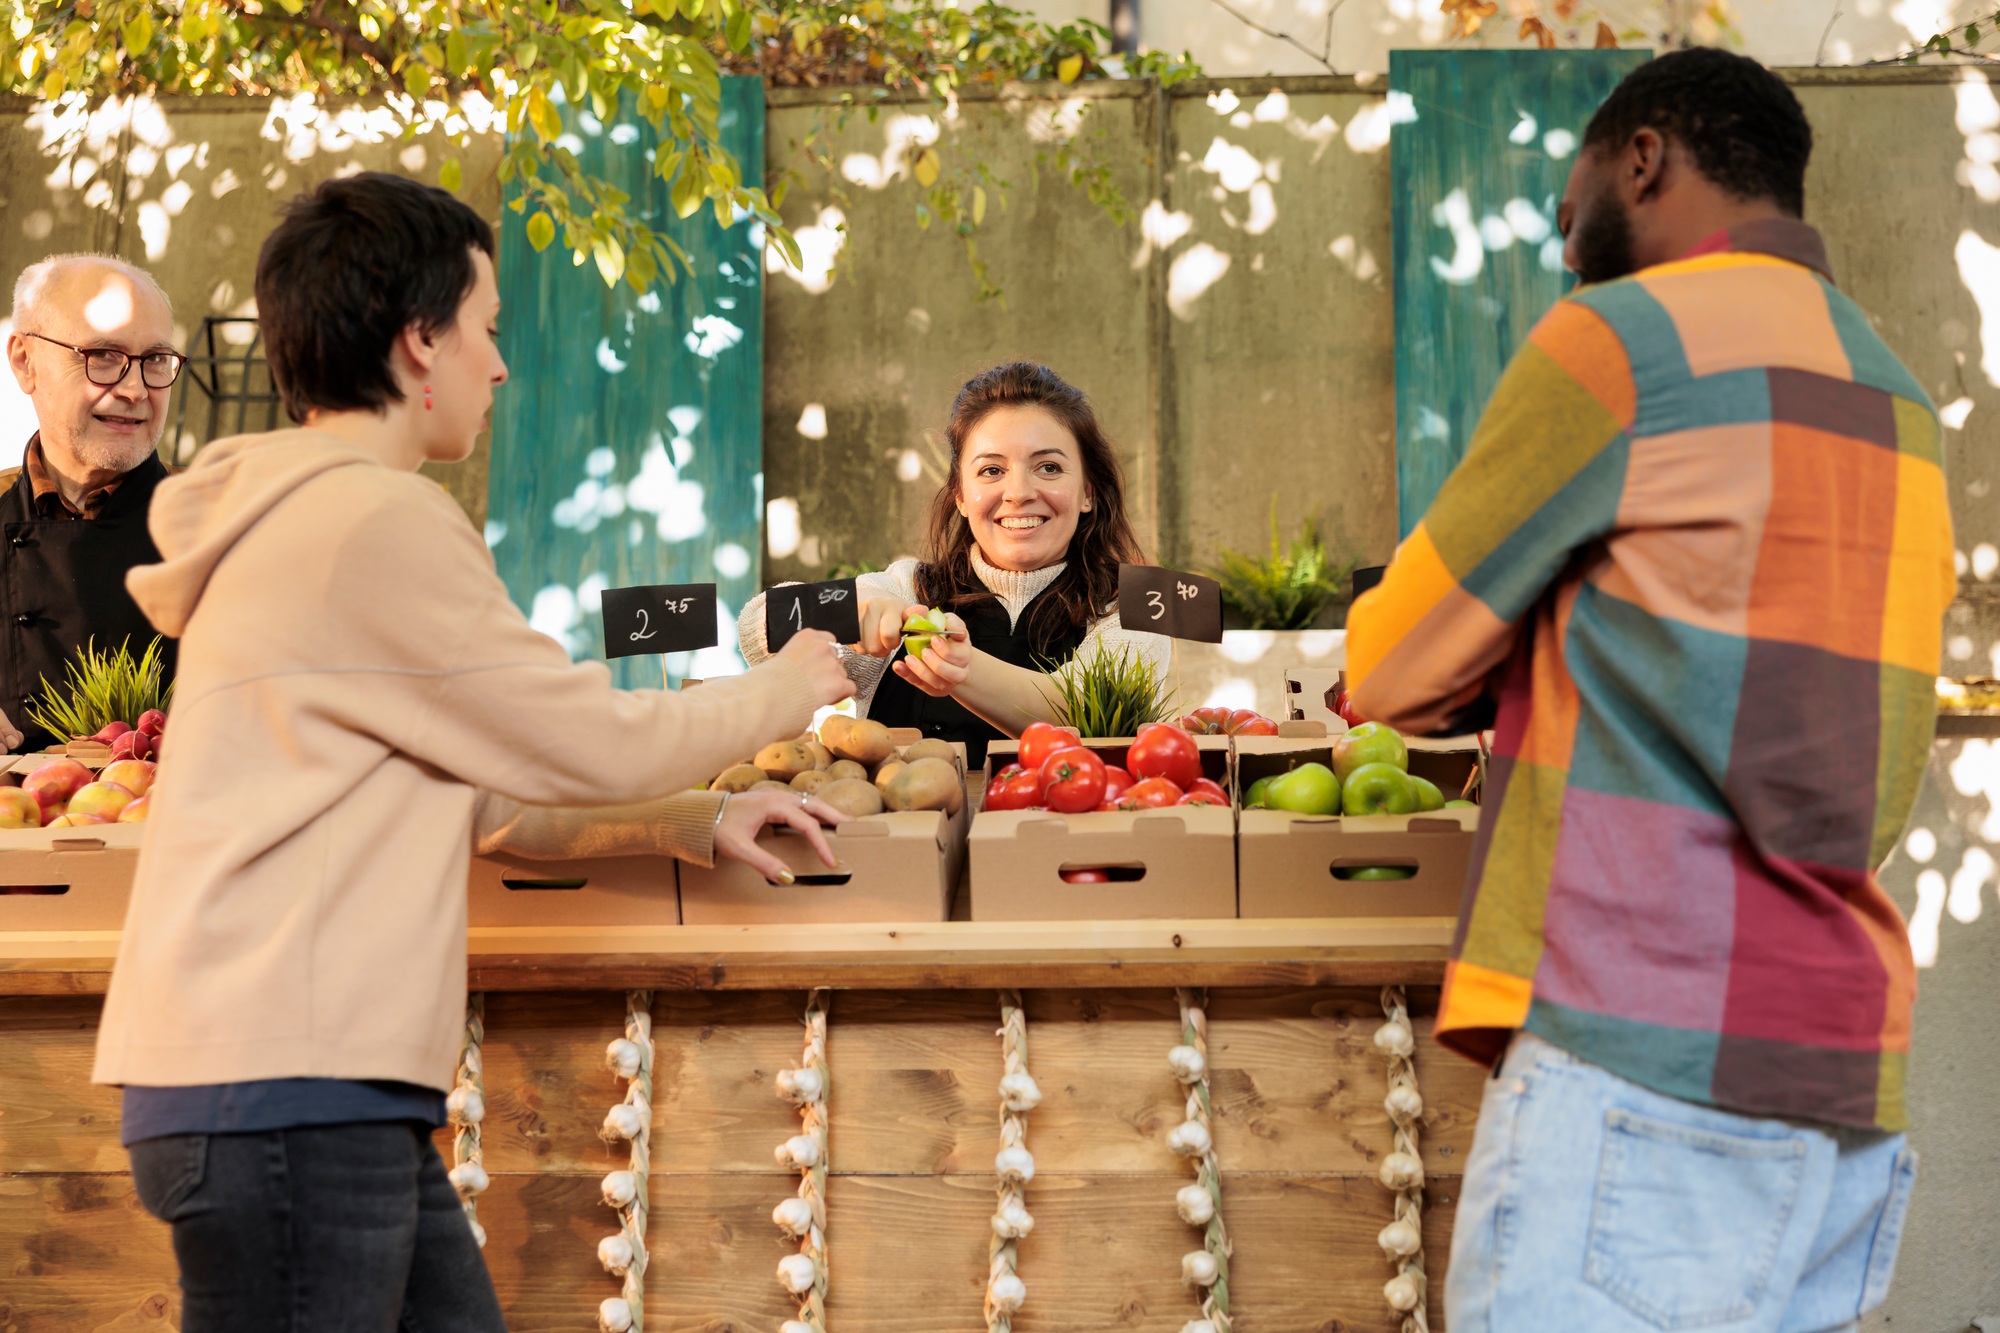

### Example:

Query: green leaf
xmin=670 ymin=162 xmax=705 ymax=218
xmin=972 ymin=185 xmax=986 ymax=226
xmin=446 ymin=30 xmax=468 ymax=73
xmin=514 ymin=40 xmax=540 ymax=70
xmin=403 ymin=62 xmax=433 ymax=99
xmin=439 ymin=157 xmax=463 ymax=192
xmin=913 ymin=147 xmax=941 ymax=187
xmin=122 ymin=11 xmax=154 ymax=55
xmin=526 ymin=211 xmax=557 ymax=251
xmin=527 ymin=85 xmax=562 ymax=142
xmin=625 ymin=242 xmax=658 ymax=291
xmin=727 ymin=6 xmax=753 ymax=53
xmin=772 ymin=226 xmax=804 ymax=272
xmin=593 ymin=236 xmax=626 ymax=286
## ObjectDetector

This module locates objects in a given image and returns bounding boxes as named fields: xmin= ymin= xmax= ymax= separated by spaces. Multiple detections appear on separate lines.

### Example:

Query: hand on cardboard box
xmin=715 ymin=788 xmax=846 ymax=884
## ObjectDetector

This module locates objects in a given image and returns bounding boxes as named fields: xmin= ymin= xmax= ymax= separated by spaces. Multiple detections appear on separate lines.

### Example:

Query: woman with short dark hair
xmin=92 ymin=171 xmax=855 ymax=1331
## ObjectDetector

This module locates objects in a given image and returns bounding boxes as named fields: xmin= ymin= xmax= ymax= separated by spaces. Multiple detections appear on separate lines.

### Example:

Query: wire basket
xmin=167 ymin=317 xmax=283 ymax=462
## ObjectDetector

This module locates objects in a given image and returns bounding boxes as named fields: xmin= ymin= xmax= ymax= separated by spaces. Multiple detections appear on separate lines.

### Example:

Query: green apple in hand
xmin=1331 ymin=721 xmax=1408 ymax=781
xmin=902 ymin=606 xmax=949 ymax=657
xmin=1242 ymin=774 xmax=1278 ymax=809
xmin=1443 ymin=799 xmax=1476 ymax=809
xmin=1341 ymin=762 xmax=1417 ymax=816
xmin=1265 ymin=762 xmax=1341 ymax=816
xmin=1409 ymin=776 xmax=1445 ymax=811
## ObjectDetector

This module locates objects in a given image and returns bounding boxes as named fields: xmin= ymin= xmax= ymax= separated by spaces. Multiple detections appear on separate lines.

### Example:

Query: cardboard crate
xmin=1283 ymin=667 xmax=1350 ymax=730
xmin=678 ymin=736 xmax=971 ymax=925
xmin=1235 ymin=733 xmax=1481 ymax=919
xmin=466 ymin=854 xmax=681 ymax=927
xmin=969 ymin=735 xmax=1235 ymax=921
xmin=0 ymin=823 xmax=144 ymax=929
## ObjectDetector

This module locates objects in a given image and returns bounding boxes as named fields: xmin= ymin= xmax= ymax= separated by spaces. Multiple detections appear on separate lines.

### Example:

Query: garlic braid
xmin=773 ymin=989 xmax=831 ymax=1333
xmin=446 ymin=994 xmax=489 ymax=1247
xmin=596 ymin=991 xmax=655 ymax=1332
xmin=987 ymin=988 xmax=1040 ymax=1331
xmin=1168 ymin=987 xmax=1232 ymax=1333
xmin=1373 ymin=985 xmax=1429 ymax=1333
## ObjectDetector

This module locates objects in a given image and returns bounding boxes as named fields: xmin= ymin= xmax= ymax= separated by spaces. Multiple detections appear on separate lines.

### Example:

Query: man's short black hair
xmin=1583 ymin=48 xmax=1813 ymax=217
xmin=255 ymin=171 xmax=495 ymax=424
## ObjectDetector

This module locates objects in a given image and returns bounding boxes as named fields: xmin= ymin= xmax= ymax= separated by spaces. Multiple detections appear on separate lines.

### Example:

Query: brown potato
xmin=899 ymin=738 xmax=960 ymax=771
xmin=803 ymin=741 xmax=834 ymax=771
xmin=817 ymin=713 xmax=855 ymax=752
xmin=883 ymin=757 xmax=960 ymax=812
xmin=830 ymin=718 xmax=896 ymax=766
xmin=755 ymin=740 xmax=819 ymax=782
xmin=871 ymin=759 xmax=906 ymax=794
xmin=751 ymin=780 xmax=794 ymax=793
xmin=789 ymin=770 xmax=832 ymax=793
xmin=816 ymin=778 xmax=885 ymax=818
xmin=825 ymin=759 xmax=868 ymax=783
xmin=711 ymin=763 xmax=766 ymax=794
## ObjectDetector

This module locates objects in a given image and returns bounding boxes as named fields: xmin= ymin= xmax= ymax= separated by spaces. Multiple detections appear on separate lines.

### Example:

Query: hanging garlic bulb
xmin=995 ymin=1144 xmax=1036 ymax=1183
xmin=1378 ymin=1217 xmax=1422 ymax=1258
xmin=1373 ymin=1019 xmax=1415 ymax=1058
xmin=772 ymin=1197 xmax=815 ymax=1237
xmin=776 ymin=1066 xmax=825 ymax=1104
xmin=600 ymin=1170 xmax=638 ymax=1208
xmin=1181 ymin=1250 xmax=1220 ymax=1286
xmin=992 ymin=1200 xmax=1035 ymax=1239
xmin=467 ymin=1218 xmax=486 ymax=1248
xmin=1180 ymin=1321 xmax=1219 ymax=1333
xmin=776 ymin=1252 xmax=819 ymax=1294
xmin=781 ymin=1323 xmax=816 ymax=1333
xmin=1384 ymin=1271 xmax=1421 ymax=1312
xmin=988 ymin=1272 xmax=1028 ymax=1312
xmin=1384 ymin=1084 xmax=1424 ymax=1121
xmin=601 ymin=1102 xmax=646 ymax=1141
xmin=776 ymin=1134 xmax=822 ymax=1169
xmin=1166 ymin=1044 xmax=1207 ymax=1082
xmin=604 ymin=1037 xmax=643 ymax=1080
xmin=999 ymin=1070 xmax=1043 ymax=1111
xmin=1166 ymin=1120 xmax=1213 ymax=1158
xmin=447 ymin=1161 xmax=488 ymax=1195
xmin=597 ymin=1295 xmax=634 ymax=1332
xmin=597 ymin=1234 xmax=635 ymax=1275
xmin=1175 ymin=1182 xmax=1216 ymax=1226
xmin=445 ymin=1085 xmax=485 ymax=1125
xmin=1379 ymin=1150 xmax=1424 ymax=1191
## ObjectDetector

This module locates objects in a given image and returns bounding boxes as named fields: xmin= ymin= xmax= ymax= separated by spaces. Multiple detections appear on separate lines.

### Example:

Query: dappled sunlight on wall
xmin=1894 ymin=739 xmax=2000 ymax=968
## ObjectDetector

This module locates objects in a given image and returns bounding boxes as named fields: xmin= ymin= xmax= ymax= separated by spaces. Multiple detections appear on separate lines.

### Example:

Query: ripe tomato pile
xmin=983 ymin=722 xmax=1229 ymax=813
xmin=1177 ymin=706 xmax=1279 ymax=736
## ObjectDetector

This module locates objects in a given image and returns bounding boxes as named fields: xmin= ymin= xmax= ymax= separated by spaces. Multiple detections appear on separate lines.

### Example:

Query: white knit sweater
xmin=737 ymin=552 xmax=1171 ymax=717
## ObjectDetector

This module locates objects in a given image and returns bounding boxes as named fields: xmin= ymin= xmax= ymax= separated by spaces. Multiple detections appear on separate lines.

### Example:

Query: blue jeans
xmin=1447 ymin=1033 xmax=1917 ymax=1333
xmin=129 ymin=1121 xmax=506 ymax=1333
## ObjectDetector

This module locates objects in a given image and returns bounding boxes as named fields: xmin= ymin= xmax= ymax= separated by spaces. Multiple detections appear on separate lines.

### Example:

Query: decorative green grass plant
xmin=25 ymin=636 xmax=174 ymax=742
xmin=1041 ymin=641 xmax=1176 ymax=739
xmin=1203 ymin=500 xmax=1358 ymax=631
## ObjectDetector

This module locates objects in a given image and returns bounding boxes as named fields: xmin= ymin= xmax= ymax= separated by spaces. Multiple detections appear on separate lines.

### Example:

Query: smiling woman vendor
xmin=740 ymin=362 xmax=1168 ymax=766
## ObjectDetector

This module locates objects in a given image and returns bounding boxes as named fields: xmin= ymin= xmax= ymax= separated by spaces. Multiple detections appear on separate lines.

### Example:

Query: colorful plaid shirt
xmin=1346 ymin=220 xmax=1955 ymax=1131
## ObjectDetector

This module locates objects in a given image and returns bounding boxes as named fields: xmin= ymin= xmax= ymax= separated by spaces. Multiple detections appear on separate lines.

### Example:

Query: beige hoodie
xmin=92 ymin=430 xmax=815 ymax=1092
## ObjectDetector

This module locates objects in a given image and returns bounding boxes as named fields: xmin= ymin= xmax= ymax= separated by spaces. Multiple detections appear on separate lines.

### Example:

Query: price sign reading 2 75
xmin=1117 ymin=564 xmax=1223 ymax=644
xmin=765 ymin=577 xmax=862 ymax=651
xmin=599 ymin=583 xmax=719 ymax=660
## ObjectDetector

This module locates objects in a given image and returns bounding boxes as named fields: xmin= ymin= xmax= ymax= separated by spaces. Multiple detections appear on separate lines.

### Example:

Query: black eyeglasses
xmin=22 ymin=332 xmax=188 ymax=389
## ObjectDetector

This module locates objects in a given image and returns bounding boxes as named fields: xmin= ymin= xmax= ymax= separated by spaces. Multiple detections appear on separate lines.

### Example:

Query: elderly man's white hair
xmin=11 ymin=253 xmax=174 ymax=334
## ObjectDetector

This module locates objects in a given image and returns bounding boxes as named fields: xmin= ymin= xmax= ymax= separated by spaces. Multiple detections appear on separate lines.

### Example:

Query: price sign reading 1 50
xmin=1117 ymin=564 xmax=1223 ymax=644
xmin=766 ymin=578 xmax=862 ymax=651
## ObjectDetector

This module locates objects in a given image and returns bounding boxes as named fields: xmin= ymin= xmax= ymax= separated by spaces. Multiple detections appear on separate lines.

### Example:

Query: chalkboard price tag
xmin=1118 ymin=564 xmax=1223 ymax=643
xmin=599 ymin=583 xmax=719 ymax=660
xmin=765 ymin=578 xmax=862 ymax=651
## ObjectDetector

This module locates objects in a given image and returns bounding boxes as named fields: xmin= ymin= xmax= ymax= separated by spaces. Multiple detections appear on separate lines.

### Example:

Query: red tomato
xmin=1039 ymin=746 xmax=1108 ymax=813
xmin=1333 ymin=689 xmax=1367 ymax=728
xmin=1117 ymin=777 xmax=1184 ymax=810
xmin=1178 ymin=790 xmax=1227 ymax=806
xmin=984 ymin=768 xmax=1044 ymax=812
xmin=1186 ymin=777 xmax=1229 ymax=802
xmin=1179 ymin=706 xmax=1232 ymax=735
xmin=1060 ymin=867 xmax=1111 ymax=883
xmin=1102 ymin=764 xmax=1134 ymax=802
xmin=1127 ymin=722 xmax=1202 ymax=790
xmin=1227 ymin=709 xmax=1279 ymax=736
xmin=1018 ymin=721 xmax=1083 ymax=772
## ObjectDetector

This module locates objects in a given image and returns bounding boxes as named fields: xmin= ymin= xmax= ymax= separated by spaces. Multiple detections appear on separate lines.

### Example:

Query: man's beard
xmin=67 ymin=423 xmax=164 ymax=475
xmin=1570 ymin=180 xmax=1636 ymax=285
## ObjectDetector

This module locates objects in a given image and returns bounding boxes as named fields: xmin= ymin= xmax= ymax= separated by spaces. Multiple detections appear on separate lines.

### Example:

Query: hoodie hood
xmin=128 ymin=430 xmax=384 ymax=637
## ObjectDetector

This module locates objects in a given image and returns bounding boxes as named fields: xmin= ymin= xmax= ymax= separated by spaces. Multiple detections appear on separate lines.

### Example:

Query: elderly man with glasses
xmin=2 ymin=254 xmax=185 ymax=753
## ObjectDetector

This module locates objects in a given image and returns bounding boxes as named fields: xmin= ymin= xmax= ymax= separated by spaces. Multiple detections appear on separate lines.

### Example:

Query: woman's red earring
xmin=423 ymin=384 xmax=433 ymax=411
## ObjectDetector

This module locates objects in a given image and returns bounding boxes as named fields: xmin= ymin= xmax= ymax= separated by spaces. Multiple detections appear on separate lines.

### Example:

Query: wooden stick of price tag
xmin=765 ymin=578 xmax=863 ymax=651
xmin=599 ymin=584 xmax=719 ymax=660
xmin=1117 ymin=564 xmax=1223 ymax=643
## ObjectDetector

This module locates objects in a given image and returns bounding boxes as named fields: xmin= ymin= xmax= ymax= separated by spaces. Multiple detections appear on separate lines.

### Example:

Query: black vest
xmin=0 ymin=451 xmax=173 ymax=751
xmin=867 ymin=583 xmax=1089 ymax=770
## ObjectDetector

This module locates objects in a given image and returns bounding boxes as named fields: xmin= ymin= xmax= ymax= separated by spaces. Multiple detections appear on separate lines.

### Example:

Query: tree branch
xmin=1199 ymin=0 xmax=1341 ymax=75
xmin=218 ymin=0 xmax=400 ymax=81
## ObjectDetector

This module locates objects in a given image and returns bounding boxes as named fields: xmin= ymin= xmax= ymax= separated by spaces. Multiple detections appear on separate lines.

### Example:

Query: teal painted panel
xmin=1391 ymin=49 xmax=1648 ymax=538
xmin=488 ymin=77 xmax=764 ymax=689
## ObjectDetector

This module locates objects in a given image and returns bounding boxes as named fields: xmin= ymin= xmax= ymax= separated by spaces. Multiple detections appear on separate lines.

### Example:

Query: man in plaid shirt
xmin=1348 ymin=49 xmax=1953 ymax=1333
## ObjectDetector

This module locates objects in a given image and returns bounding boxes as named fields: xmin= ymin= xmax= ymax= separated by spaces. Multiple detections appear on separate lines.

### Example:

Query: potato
xmin=790 ymin=770 xmax=832 ymax=794
xmin=804 ymin=741 xmax=834 ymax=771
xmin=829 ymin=718 xmax=896 ymax=766
xmin=818 ymin=714 xmax=855 ymax=752
xmin=751 ymin=780 xmax=795 ymax=793
xmin=816 ymin=778 xmax=885 ymax=818
xmin=883 ymin=757 xmax=961 ymax=813
xmin=899 ymin=738 xmax=960 ymax=771
xmin=871 ymin=759 xmax=906 ymax=794
xmin=756 ymin=740 xmax=819 ymax=782
xmin=825 ymin=759 xmax=868 ymax=783
xmin=711 ymin=763 xmax=765 ymax=794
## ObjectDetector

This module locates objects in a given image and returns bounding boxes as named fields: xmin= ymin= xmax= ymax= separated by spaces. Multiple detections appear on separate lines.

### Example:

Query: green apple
xmin=1336 ymin=866 xmax=1416 ymax=881
xmin=1265 ymin=762 xmax=1341 ymax=816
xmin=902 ymin=606 xmax=948 ymax=658
xmin=1331 ymin=721 xmax=1408 ymax=781
xmin=1409 ymin=776 xmax=1445 ymax=811
xmin=1443 ymin=799 xmax=1476 ymax=809
xmin=1341 ymin=762 xmax=1417 ymax=816
xmin=1242 ymin=774 xmax=1278 ymax=809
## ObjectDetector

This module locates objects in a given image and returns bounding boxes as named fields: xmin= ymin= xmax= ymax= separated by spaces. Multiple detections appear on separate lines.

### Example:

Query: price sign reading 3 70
xmin=1116 ymin=564 xmax=1223 ymax=643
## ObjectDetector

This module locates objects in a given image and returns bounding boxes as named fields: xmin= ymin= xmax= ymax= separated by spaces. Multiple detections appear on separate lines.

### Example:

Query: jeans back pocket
xmin=1585 ymin=1108 xmax=1808 ymax=1329
xmin=129 ymin=1134 xmax=209 ymax=1223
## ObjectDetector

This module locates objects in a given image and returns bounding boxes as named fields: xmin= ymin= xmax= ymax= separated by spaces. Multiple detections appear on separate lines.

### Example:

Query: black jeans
xmin=129 ymin=1121 xmax=506 ymax=1333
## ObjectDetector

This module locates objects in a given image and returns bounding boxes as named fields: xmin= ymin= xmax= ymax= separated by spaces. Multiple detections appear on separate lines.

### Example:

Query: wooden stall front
xmin=1 ymin=917 xmax=1476 ymax=1332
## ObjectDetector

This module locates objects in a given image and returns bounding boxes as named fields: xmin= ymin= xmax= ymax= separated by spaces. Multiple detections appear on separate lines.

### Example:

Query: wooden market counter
xmin=0 ymin=915 xmax=1469 ymax=1333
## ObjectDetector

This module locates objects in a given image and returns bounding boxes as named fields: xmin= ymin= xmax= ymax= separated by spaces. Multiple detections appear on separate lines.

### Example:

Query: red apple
xmin=136 ymin=709 xmax=167 ymax=738
xmin=117 ymin=795 xmax=150 ymax=823
xmin=0 ymin=787 xmax=41 ymax=828
xmin=99 ymin=760 xmax=156 ymax=798
xmin=46 ymin=812 xmax=110 ymax=827
xmin=22 ymin=758 xmax=93 ymax=820
xmin=67 ymin=781 xmax=136 ymax=822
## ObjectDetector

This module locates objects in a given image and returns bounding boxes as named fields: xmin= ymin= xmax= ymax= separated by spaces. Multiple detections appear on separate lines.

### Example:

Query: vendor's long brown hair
xmin=913 ymin=363 xmax=1144 ymax=650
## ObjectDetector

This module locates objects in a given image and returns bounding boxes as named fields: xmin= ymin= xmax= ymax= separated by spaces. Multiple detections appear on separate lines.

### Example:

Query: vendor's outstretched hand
xmin=714 ymin=788 xmax=846 ymax=884
xmin=852 ymin=597 xmax=908 ymax=658
xmin=891 ymin=606 xmax=971 ymax=698
xmin=776 ymin=628 xmax=858 ymax=707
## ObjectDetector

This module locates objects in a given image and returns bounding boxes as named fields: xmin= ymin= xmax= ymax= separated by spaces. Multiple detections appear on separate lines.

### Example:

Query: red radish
xmin=136 ymin=709 xmax=167 ymax=738
xmin=88 ymin=721 xmax=133 ymax=744
xmin=110 ymin=730 xmax=156 ymax=762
